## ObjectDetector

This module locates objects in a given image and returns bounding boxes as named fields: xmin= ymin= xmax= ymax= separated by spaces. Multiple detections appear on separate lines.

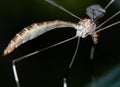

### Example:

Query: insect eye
xmin=86 ymin=4 xmax=106 ymax=20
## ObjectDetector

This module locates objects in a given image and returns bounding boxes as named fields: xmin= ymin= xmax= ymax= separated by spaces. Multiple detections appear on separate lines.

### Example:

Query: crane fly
xmin=3 ymin=0 xmax=120 ymax=87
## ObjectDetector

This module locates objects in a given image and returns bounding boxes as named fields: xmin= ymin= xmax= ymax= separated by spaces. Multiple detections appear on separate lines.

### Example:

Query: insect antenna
xmin=105 ymin=0 xmax=115 ymax=10
xmin=45 ymin=0 xmax=82 ymax=20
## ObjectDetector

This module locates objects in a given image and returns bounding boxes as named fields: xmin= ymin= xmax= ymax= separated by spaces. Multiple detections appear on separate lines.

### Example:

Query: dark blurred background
xmin=0 ymin=0 xmax=120 ymax=87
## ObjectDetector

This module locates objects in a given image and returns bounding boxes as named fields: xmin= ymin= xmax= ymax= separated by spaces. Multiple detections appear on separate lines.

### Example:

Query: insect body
xmin=3 ymin=0 xmax=119 ymax=56
xmin=3 ymin=0 xmax=120 ymax=87
xmin=3 ymin=19 xmax=97 ymax=56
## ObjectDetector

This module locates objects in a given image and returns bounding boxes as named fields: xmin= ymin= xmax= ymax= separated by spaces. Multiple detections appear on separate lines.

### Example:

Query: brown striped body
xmin=3 ymin=20 xmax=80 ymax=56
xmin=3 ymin=19 xmax=96 ymax=56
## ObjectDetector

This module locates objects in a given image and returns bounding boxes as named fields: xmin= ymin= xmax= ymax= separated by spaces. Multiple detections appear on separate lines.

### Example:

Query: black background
xmin=0 ymin=0 xmax=120 ymax=87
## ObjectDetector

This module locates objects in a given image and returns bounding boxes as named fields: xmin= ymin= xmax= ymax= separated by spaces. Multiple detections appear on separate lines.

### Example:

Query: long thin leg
xmin=96 ymin=11 xmax=120 ymax=31
xmin=45 ymin=0 xmax=82 ymax=20
xmin=90 ymin=46 xmax=97 ymax=87
xmin=105 ymin=0 xmax=115 ymax=10
xmin=90 ymin=46 xmax=95 ymax=61
xmin=91 ymin=76 xmax=97 ymax=87
xmin=12 ymin=62 xmax=20 ymax=87
xmin=12 ymin=36 xmax=77 ymax=87
xmin=96 ymin=20 xmax=120 ymax=33
xmin=63 ymin=37 xmax=80 ymax=87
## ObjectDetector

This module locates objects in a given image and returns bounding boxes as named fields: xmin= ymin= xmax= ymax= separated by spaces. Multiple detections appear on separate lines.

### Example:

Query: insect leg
xmin=12 ymin=36 xmax=77 ymax=87
xmin=63 ymin=37 xmax=80 ymax=87
xmin=105 ymin=0 xmax=115 ymax=10
xmin=90 ymin=46 xmax=95 ymax=61
xmin=96 ymin=20 xmax=120 ymax=33
xmin=91 ymin=76 xmax=97 ymax=87
xmin=96 ymin=11 xmax=120 ymax=31
xmin=90 ymin=46 xmax=97 ymax=87
xmin=12 ymin=61 xmax=20 ymax=87
xmin=45 ymin=0 xmax=82 ymax=20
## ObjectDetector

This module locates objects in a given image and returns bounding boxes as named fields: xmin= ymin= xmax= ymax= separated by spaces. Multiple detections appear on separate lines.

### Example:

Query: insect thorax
xmin=76 ymin=18 xmax=96 ymax=38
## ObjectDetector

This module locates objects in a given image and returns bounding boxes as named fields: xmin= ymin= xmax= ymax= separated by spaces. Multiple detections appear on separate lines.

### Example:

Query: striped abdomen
xmin=3 ymin=20 xmax=79 ymax=56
